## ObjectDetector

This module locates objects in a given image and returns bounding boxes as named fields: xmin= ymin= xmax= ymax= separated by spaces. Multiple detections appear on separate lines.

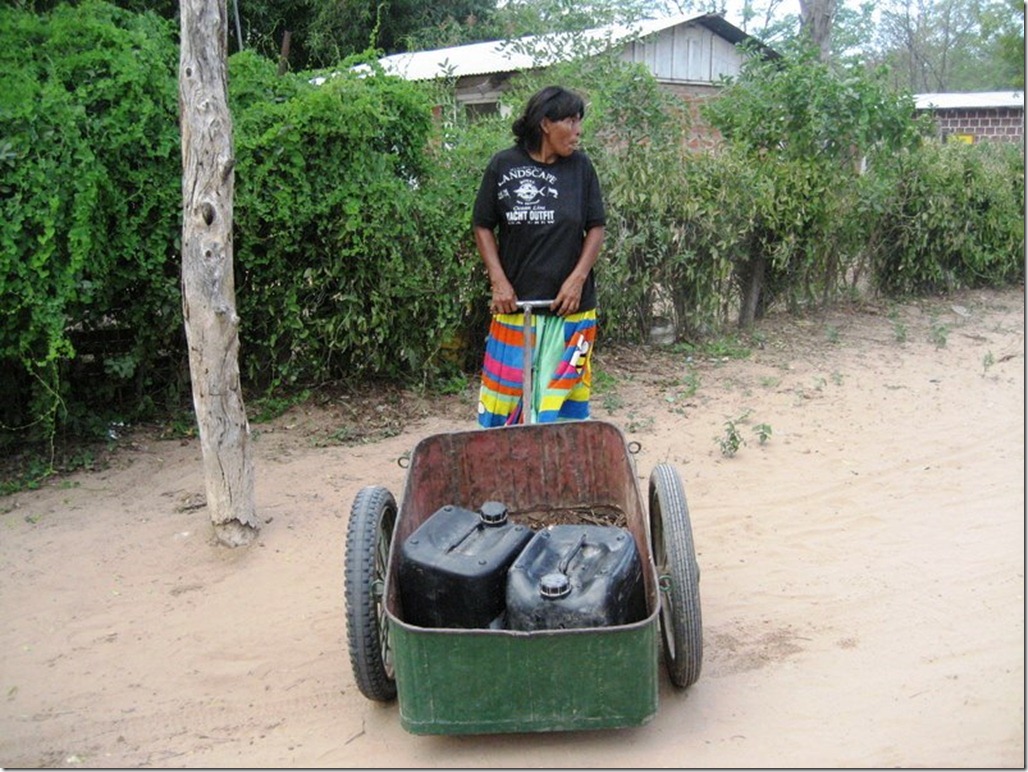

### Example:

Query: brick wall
xmin=925 ymin=107 xmax=1024 ymax=144
xmin=659 ymin=82 xmax=725 ymax=151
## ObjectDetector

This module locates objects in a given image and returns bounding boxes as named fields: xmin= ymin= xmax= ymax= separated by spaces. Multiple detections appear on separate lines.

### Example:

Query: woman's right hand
xmin=490 ymin=279 xmax=517 ymax=315
xmin=475 ymin=226 xmax=518 ymax=315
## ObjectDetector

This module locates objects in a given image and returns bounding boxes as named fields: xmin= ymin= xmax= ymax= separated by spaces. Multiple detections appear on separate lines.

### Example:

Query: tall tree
xmin=873 ymin=0 xmax=1022 ymax=91
xmin=964 ymin=0 xmax=1024 ymax=88
xmin=992 ymin=0 xmax=1025 ymax=87
xmin=799 ymin=0 xmax=838 ymax=61
xmin=480 ymin=0 xmax=653 ymax=37
xmin=829 ymin=1 xmax=879 ymax=61
xmin=179 ymin=0 xmax=259 ymax=547
xmin=404 ymin=0 xmax=662 ymax=51
xmin=305 ymin=0 xmax=496 ymax=61
xmin=727 ymin=0 xmax=791 ymax=39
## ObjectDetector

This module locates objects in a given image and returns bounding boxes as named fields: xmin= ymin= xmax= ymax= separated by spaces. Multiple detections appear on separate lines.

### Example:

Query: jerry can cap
xmin=539 ymin=572 xmax=571 ymax=599
xmin=479 ymin=500 xmax=509 ymax=526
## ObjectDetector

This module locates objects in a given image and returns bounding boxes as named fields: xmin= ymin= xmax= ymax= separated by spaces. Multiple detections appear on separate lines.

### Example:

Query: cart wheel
xmin=345 ymin=485 xmax=398 ymax=702
xmin=648 ymin=463 xmax=703 ymax=688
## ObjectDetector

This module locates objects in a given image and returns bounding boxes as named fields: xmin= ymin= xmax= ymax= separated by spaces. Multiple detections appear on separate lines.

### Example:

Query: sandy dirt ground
xmin=0 ymin=287 xmax=1024 ymax=769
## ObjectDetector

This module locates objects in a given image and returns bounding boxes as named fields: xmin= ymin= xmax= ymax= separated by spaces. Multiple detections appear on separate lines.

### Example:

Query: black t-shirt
xmin=472 ymin=146 xmax=606 ymax=311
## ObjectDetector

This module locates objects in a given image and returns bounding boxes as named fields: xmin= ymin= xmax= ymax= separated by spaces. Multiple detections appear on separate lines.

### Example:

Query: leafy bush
xmin=702 ymin=43 xmax=928 ymax=325
xmin=869 ymin=140 xmax=1026 ymax=295
xmin=230 ymin=55 xmax=482 ymax=391
xmin=1 ymin=0 xmax=181 ymax=448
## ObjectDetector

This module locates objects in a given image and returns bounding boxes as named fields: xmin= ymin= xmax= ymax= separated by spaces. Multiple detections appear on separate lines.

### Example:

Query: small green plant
xmin=826 ymin=325 xmax=840 ymax=344
xmin=1 ymin=478 xmax=35 ymax=497
xmin=887 ymin=309 xmax=908 ymax=343
xmin=249 ymin=389 xmax=312 ymax=424
xmin=0 ymin=455 xmax=53 ymax=495
xmin=753 ymin=423 xmax=773 ymax=445
xmin=982 ymin=350 xmax=995 ymax=376
xmin=626 ymin=413 xmax=655 ymax=433
xmin=592 ymin=369 xmax=617 ymax=394
xmin=929 ymin=319 xmax=950 ymax=348
xmin=831 ymin=371 xmax=844 ymax=386
xmin=677 ymin=371 xmax=700 ymax=398
xmin=678 ymin=336 xmax=752 ymax=361
xmin=64 ymin=448 xmax=96 ymax=472
xmin=435 ymin=372 xmax=470 ymax=395
xmin=327 ymin=425 xmax=359 ymax=444
xmin=158 ymin=412 xmax=198 ymax=440
xmin=717 ymin=419 xmax=746 ymax=457
xmin=602 ymin=392 xmax=625 ymax=413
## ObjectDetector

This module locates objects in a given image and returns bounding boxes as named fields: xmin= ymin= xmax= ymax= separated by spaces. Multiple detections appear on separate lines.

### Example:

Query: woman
xmin=473 ymin=85 xmax=606 ymax=427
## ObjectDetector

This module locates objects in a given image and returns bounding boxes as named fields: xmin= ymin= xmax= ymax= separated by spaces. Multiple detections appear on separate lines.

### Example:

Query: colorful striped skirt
xmin=477 ymin=309 xmax=597 ymax=427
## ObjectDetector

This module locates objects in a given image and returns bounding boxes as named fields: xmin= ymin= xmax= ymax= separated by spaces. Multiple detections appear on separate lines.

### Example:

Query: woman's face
xmin=541 ymin=114 xmax=582 ymax=158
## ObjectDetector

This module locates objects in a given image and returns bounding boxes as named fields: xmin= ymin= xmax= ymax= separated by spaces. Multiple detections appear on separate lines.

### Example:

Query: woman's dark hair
xmin=512 ymin=86 xmax=586 ymax=152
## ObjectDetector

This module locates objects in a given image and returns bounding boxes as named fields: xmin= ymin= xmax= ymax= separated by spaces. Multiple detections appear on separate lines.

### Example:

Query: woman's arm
xmin=553 ymin=225 xmax=604 ymax=316
xmin=474 ymin=225 xmax=517 ymax=315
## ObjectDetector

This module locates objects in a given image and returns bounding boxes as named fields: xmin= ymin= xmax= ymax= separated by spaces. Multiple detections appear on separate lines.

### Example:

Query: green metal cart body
xmin=345 ymin=419 xmax=702 ymax=735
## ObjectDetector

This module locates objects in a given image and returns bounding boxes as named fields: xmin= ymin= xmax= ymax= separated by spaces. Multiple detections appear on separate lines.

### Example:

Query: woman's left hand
xmin=553 ymin=275 xmax=584 ymax=316
xmin=553 ymin=228 xmax=603 ymax=316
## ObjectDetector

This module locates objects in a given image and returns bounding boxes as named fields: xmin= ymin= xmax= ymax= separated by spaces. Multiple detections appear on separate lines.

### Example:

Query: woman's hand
xmin=553 ymin=275 xmax=584 ymax=316
xmin=476 ymin=225 xmax=518 ymax=315
xmin=553 ymin=227 xmax=603 ymax=316
xmin=490 ymin=278 xmax=518 ymax=315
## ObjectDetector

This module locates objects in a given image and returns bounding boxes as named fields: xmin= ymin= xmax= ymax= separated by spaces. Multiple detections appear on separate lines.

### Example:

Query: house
xmin=914 ymin=91 xmax=1025 ymax=144
xmin=371 ymin=13 xmax=774 ymax=149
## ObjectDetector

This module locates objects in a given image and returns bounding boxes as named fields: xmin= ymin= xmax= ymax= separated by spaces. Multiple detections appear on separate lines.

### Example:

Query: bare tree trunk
xmin=799 ymin=0 xmax=838 ymax=62
xmin=179 ymin=0 xmax=258 ymax=547
xmin=737 ymin=249 xmax=767 ymax=329
xmin=277 ymin=30 xmax=292 ymax=76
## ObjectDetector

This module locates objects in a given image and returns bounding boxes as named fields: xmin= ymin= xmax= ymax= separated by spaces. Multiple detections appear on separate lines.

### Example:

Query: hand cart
xmin=343 ymin=302 xmax=702 ymax=735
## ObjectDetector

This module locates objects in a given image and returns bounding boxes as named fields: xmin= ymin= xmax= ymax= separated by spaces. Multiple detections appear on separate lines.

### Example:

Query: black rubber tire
xmin=344 ymin=485 xmax=398 ymax=702
xmin=648 ymin=463 xmax=703 ymax=688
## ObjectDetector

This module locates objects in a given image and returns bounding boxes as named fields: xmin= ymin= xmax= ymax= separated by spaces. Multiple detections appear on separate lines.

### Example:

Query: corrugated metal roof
xmin=914 ymin=91 xmax=1024 ymax=110
xmin=373 ymin=13 xmax=752 ymax=82
xmin=374 ymin=37 xmax=550 ymax=81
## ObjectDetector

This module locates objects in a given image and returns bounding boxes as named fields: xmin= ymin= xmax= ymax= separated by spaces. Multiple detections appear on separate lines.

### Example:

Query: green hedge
xmin=230 ymin=53 xmax=482 ymax=392
xmin=1 ymin=1 xmax=182 ymax=443
xmin=869 ymin=140 xmax=1026 ymax=295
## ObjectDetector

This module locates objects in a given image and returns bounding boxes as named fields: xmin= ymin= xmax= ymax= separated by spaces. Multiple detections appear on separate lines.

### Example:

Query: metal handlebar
xmin=515 ymin=300 xmax=556 ymax=310
xmin=516 ymin=300 xmax=555 ymax=425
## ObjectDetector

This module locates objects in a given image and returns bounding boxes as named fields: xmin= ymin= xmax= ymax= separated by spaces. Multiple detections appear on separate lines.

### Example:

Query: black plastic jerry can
xmin=398 ymin=502 xmax=532 ymax=629
xmin=506 ymin=524 xmax=647 ymax=632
